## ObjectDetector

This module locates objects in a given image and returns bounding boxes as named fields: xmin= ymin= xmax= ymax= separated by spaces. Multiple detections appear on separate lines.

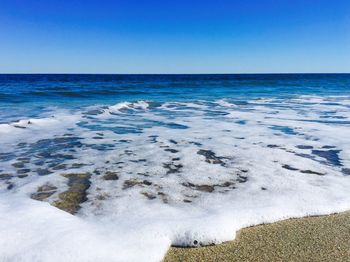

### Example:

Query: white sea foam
xmin=0 ymin=95 xmax=350 ymax=261
xmin=108 ymin=101 xmax=150 ymax=113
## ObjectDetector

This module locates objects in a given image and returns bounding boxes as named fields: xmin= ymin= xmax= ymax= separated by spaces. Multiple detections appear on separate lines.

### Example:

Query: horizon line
xmin=0 ymin=72 xmax=349 ymax=75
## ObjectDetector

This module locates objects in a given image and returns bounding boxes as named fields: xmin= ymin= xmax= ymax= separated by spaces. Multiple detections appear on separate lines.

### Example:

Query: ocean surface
xmin=1 ymin=74 xmax=350 ymax=261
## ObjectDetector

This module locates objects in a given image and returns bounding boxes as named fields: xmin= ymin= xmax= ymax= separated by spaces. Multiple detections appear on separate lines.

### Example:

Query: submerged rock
xmin=141 ymin=192 xmax=156 ymax=200
xmin=31 ymin=191 xmax=55 ymax=201
xmin=282 ymin=164 xmax=299 ymax=171
xmin=38 ymin=184 xmax=57 ymax=192
xmin=197 ymin=149 xmax=225 ymax=165
xmin=182 ymin=180 xmax=235 ymax=193
xmin=53 ymin=173 xmax=91 ymax=214
xmin=142 ymin=180 xmax=152 ymax=186
xmin=123 ymin=179 xmax=143 ymax=189
xmin=102 ymin=171 xmax=119 ymax=180
xmin=182 ymin=182 xmax=215 ymax=193
xmin=31 ymin=183 xmax=57 ymax=201
xmin=300 ymin=170 xmax=325 ymax=176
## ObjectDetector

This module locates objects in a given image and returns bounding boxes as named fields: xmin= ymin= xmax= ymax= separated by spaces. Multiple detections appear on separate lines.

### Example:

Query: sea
xmin=0 ymin=74 xmax=350 ymax=261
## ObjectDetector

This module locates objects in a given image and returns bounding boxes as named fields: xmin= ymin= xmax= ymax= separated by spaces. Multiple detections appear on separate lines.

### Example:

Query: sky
xmin=0 ymin=0 xmax=349 ymax=73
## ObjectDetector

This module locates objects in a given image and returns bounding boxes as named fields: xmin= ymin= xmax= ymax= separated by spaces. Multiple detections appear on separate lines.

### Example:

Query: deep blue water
xmin=1 ymin=73 xmax=349 ymax=125
xmin=1 ymin=74 xmax=350 ymax=106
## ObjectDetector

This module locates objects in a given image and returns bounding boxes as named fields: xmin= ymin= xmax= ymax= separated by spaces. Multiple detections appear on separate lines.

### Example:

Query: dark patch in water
xmin=17 ymin=157 xmax=30 ymax=161
xmin=236 ymin=174 xmax=248 ymax=183
xmin=342 ymin=168 xmax=350 ymax=176
xmin=12 ymin=162 xmax=25 ymax=168
xmin=31 ymin=184 xmax=57 ymax=201
xmin=119 ymin=139 xmax=131 ymax=143
xmin=295 ymin=153 xmax=314 ymax=160
xmin=17 ymin=142 xmax=27 ymax=148
xmin=311 ymin=150 xmax=341 ymax=166
xmin=7 ymin=183 xmax=14 ymax=190
xmin=163 ymin=163 xmax=183 ymax=174
xmin=165 ymin=148 xmax=179 ymax=153
xmin=189 ymin=141 xmax=202 ymax=146
xmin=267 ymin=144 xmax=279 ymax=148
xmin=320 ymin=115 xmax=347 ymax=119
xmin=102 ymin=171 xmax=119 ymax=180
xmin=141 ymin=192 xmax=156 ymax=200
xmin=51 ymin=164 xmax=67 ymax=170
xmin=282 ymin=164 xmax=299 ymax=171
xmin=322 ymin=145 xmax=336 ymax=149
xmin=124 ymin=150 xmax=134 ymax=156
xmin=13 ymin=125 xmax=26 ymax=129
xmin=182 ymin=182 xmax=215 ymax=193
xmin=296 ymin=145 xmax=313 ymax=149
xmin=123 ymin=179 xmax=144 ymax=189
xmin=142 ymin=180 xmax=152 ymax=186
xmin=17 ymin=169 xmax=30 ymax=174
xmin=182 ymin=181 xmax=234 ymax=192
xmin=0 ymin=153 xmax=16 ymax=162
xmin=84 ymin=109 xmax=105 ymax=115
xmin=298 ymin=119 xmax=350 ymax=125
xmin=53 ymin=173 xmax=91 ymax=214
xmin=88 ymin=144 xmax=114 ymax=151
xmin=282 ymin=164 xmax=325 ymax=176
xmin=36 ymin=168 xmax=53 ymax=176
xmin=300 ymin=170 xmax=325 ymax=176
xmin=235 ymin=120 xmax=246 ymax=125
xmin=204 ymin=110 xmax=230 ymax=117
xmin=197 ymin=149 xmax=225 ymax=165
xmin=71 ymin=163 xmax=86 ymax=169
xmin=165 ymin=122 xmax=189 ymax=129
xmin=270 ymin=125 xmax=298 ymax=135
xmin=0 ymin=173 xmax=12 ymax=180
xmin=169 ymin=139 xmax=178 ymax=144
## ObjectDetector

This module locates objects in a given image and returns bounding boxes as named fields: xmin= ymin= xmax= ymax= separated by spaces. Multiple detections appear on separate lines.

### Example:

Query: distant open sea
xmin=1 ymin=74 xmax=350 ymax=261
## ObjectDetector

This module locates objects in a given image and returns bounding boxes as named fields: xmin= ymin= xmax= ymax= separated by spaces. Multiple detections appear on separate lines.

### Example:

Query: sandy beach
xmin=164 ymin=211 xmax=350 ymax=262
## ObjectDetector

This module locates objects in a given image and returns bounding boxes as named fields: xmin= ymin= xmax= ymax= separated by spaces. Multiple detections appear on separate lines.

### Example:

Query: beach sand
xmin=164 ymin=211 xmax=350 ymax=262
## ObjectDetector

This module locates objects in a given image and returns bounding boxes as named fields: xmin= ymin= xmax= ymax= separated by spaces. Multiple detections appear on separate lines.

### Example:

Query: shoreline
xmin=164 ymin=211 xmax=350 ymax=261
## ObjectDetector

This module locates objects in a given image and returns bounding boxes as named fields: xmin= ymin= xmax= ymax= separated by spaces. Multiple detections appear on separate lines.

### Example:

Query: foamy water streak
xmin=1 ymin=95 xmax=350 ymax=261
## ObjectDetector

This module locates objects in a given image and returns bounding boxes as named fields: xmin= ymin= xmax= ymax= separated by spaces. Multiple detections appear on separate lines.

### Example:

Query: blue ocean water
xmin=1 ymin=74 xmax=350 ymax=260
xmin=1 ymin=73 xmax=350 ymax=181
xmin=1 ymin=73 xmax=350 ymax=186
xmin=0 ymin=74 xmax=349 ymax=123
xmin=0 ymin=74 xmax=349 ymax=104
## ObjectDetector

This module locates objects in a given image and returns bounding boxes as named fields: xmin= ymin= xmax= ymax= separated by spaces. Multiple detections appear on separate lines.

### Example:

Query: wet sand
xmin=164 ymin=211 xmax=350 ymax=262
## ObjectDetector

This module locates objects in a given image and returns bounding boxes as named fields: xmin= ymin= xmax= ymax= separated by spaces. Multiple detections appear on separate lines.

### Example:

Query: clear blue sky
xmin=0 ymin=0 xmax=349 ymax=73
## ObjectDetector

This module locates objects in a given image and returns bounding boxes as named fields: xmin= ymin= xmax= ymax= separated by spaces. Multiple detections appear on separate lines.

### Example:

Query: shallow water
xmin=1 ymin=74 xmax=350 ymax=261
